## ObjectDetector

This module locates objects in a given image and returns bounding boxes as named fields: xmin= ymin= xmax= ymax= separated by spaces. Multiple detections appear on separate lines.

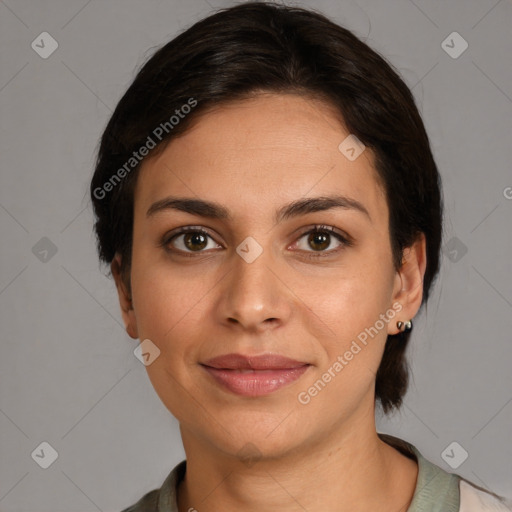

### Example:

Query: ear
xmin=388 ymin=233 xmax=427 ymax=335
xmin=111 ymin=253 xmax=139 ymax=339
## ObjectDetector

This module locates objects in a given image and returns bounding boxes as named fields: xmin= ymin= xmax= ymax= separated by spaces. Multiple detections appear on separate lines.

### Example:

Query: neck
xmin=176 ymin=404 xmax=418 ymax=512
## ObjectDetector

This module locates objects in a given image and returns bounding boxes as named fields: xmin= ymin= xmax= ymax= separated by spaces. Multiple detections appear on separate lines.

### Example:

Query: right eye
xmin=161 ymin=227 xmax=223 ymax=256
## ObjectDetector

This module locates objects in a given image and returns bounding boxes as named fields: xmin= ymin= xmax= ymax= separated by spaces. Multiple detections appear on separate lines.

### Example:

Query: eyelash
xmin=160 ymin=224 xmax=353 ymax=260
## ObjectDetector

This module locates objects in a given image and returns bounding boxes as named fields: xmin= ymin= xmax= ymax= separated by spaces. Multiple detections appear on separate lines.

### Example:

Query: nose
xmin=216 ymin=240 xmax=292 ymax=333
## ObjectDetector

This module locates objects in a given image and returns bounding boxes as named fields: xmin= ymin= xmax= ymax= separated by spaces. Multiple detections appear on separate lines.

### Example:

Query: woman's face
xmin=114 ymin=93 xmax=424 ymax=460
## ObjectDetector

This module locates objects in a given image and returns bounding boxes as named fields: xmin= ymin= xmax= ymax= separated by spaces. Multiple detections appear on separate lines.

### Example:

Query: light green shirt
xmin=120 ymin=434 xmax=508 ymax=511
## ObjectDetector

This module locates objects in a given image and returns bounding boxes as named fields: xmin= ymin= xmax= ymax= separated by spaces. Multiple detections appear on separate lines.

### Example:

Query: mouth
xmin=200 ymin=353 xmax=311 ymax=397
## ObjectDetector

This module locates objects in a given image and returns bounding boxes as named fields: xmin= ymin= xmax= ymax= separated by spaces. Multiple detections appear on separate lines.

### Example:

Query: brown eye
xmin=163 ymin=227 xmax=221 ymax=255
xmin=307 ymin=231 xmax=331 ymax=251
xmin=182 ymin=232 xmax=208 ymax=251
xmin=294 ymin=225 xmax=351 ymax=258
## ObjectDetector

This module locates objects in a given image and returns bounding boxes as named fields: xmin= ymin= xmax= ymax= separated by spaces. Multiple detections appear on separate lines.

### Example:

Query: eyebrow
xmin=146 ymin=194 xmax=371 ymax=223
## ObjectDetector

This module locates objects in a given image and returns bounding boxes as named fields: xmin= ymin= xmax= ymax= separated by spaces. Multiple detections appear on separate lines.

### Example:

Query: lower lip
xmin=201 ymin=365 xmax=310 ymax=397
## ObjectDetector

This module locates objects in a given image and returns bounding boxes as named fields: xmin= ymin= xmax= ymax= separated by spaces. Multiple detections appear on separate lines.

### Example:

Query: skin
xmin=112 ymin=93 xmax=427 ymax=512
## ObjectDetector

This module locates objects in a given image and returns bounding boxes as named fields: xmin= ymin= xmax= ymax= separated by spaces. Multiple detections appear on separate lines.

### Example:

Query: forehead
xmin=134 ymin=93 xmax=387 ymax=223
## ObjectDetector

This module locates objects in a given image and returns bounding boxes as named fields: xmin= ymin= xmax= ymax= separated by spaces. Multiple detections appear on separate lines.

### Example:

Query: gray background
xmin=1 ymin=0 xmax=511 ymax=510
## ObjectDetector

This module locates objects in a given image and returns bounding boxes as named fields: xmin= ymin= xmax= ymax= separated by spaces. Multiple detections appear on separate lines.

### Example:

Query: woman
xmin=90 ymin=2 xmax=511 ymax=511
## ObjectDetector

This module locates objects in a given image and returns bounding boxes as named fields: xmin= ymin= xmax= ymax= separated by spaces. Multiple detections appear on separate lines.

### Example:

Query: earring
xmin=397 ymin=320 xmax=412 ymax=332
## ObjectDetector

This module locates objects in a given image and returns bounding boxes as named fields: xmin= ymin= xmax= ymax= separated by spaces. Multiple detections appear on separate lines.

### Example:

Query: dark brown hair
xmin=90 ymin=1 xmax=443 ymax=414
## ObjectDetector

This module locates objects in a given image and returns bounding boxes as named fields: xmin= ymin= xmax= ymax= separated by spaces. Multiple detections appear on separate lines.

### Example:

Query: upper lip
xmin=202 ymin=353 xmax=309 ymax=370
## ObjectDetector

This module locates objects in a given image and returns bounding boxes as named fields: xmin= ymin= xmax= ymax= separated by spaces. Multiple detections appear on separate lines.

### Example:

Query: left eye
xmin=294 ymin=226 xmax=349 ymax=255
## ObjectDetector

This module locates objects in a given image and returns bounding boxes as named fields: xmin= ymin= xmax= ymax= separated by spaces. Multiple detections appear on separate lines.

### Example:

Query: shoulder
xmin=459 ymin=479 xmax=512 ymax=512
xmin=118 ymin=460 xmax=186 ymax=512
xmin=119 ymin=489 xmax=159 ymax=512
xmin=378 ymin=433 xmax=512 ymax=512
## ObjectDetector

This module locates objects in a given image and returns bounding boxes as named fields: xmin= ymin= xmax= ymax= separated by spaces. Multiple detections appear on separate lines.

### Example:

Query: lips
xmin=201 ymin=353 xmax=310 ymax=396
xmin=202 ymin=353 xmax=307 ymax=370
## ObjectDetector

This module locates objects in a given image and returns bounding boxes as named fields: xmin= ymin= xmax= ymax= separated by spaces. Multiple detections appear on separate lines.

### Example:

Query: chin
xmin=210 ymin=411 xmax=310 ymax=461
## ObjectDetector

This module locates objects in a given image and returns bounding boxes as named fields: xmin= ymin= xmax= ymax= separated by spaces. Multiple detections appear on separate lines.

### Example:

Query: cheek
xmin=296 ymin=273 xmax=394 ymax=417
xmin=302 ymin=262 xmax=396 ymax=394
xmin=130 ymin=253 xmax=204 ymax=338
xmin=312 ymin=262 xmax=393 ymax=337
xmin=129 ymin=254 xmax=217 ymax=394
xmin=129 ymin=261 xmax=210 ymax=418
